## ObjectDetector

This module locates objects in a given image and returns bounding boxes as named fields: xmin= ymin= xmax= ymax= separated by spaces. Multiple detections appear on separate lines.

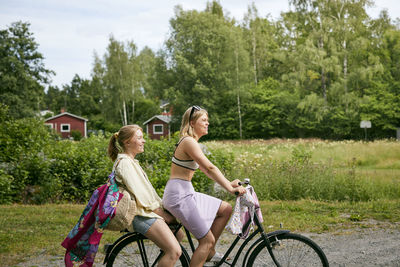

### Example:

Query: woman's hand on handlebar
xmin=231 ymin=179 xmax=242 ymax=188
xmin=232 ymin=186 xmax=246 ymax=196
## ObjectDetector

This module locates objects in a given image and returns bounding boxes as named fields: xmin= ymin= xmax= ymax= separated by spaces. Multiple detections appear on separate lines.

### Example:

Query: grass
xmin=1 ymin=200 xmax=399 ymax=265
xmin=0 ymin=204 xmax=121 ymax=266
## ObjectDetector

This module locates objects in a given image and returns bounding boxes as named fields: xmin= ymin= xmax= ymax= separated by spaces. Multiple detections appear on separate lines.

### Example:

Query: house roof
xmin=44 ymin=112 xmax=88 ymax=122
xmin=160 ymin=101 xmax=170 ymax=109
xmin=39 ymin=110 xmax=54 ymax=117
xmin=143 ymin=115 xmax=171 ymax=125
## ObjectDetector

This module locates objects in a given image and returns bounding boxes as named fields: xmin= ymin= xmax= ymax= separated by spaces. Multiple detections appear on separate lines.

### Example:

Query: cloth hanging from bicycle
xmin=61 ymin=171 xmax=122 ymax=267
xmin=225 ymin=185 xmax=263 ymax=239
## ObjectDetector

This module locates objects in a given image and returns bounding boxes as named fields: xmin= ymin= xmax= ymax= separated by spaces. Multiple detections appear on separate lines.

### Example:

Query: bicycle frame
xmin=104 ymin=209 xmax=292 ymax=267
xmin=104 ymin=186 xmax=295 ymax=267
xmin=182 ymin=208 xmax=290 ymax=266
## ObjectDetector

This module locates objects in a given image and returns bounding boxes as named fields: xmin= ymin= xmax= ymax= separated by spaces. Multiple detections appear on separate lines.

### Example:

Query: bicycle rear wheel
xmin=105 ymin=234 xmax=189 ymax=267
xmin=247 ymin=232 xmax=329 ymax=267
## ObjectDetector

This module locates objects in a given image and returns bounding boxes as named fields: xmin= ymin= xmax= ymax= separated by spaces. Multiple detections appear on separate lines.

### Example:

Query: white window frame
xmin=153 ymin=124 xmax=164 ymax=134
xmin=44 ymin=123 xmax=53 ymax=129
xmin=60 ymin=123 xmax=70 ymax=132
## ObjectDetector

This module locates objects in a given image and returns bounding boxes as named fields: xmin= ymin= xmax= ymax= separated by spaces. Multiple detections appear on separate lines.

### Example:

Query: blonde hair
xmin=180 ymin=106 xmax=208 ymax=139
xmin=108 ymin=124 xmax=143 ymax=161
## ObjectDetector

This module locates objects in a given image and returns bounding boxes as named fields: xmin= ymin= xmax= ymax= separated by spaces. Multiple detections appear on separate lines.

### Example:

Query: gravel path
xmin=307 ymin=227 xmax=400 ymax=267
xmin=14 ymin=226 xmax=400 ymax=266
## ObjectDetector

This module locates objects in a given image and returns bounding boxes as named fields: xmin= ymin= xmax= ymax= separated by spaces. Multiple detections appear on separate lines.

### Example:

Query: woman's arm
xmin=182 ymin=138 xmax=245 ymax=195
xmin=116 ymin=159 xmax=161 ymax=211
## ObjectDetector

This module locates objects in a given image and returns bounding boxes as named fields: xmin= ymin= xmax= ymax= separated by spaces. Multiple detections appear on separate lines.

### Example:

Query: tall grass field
xmin=1 ymin=139 xmax=399 ymax=265
xmin=206 ymin=139 xmax=400 ymax=201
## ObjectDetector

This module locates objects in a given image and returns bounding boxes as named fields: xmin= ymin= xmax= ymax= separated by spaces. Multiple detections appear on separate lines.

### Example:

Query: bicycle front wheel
xmin=247 ymin=232 xmax=329 ymax=267
xmin=106 ymin=234 xmax=189 ymax=267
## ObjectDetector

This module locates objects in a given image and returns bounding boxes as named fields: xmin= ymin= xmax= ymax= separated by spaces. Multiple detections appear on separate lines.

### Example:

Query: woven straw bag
xmin=106 ymin=186 xmax=137 ymax=231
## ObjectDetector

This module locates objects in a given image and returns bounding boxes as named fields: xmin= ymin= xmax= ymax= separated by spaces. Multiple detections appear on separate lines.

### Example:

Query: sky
xmin=1 ymin=0 xmax=399 ymax=88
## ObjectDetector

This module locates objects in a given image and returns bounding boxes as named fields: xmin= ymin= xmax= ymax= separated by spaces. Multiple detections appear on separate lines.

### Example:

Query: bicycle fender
xmin=266 ymin=230 xmax=291 ymax=238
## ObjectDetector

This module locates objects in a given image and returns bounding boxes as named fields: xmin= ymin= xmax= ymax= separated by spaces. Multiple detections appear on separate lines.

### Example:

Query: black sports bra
xmin=171 ymin=137 xmax=199 ymax=171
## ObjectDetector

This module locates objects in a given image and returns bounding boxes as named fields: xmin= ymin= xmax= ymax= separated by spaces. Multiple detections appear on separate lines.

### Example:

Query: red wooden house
xmin=44 ymin=112 xmax=88 ymax=139
xmin=143 ymin=115 xmax=171 ymax=140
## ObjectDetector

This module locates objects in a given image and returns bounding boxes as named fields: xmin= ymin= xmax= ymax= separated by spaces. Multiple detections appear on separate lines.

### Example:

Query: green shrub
xmin=0 ymin=169 xmax=13 ymax=204
xmin=70 ymin=130 xmax=82 ymax=141
xmin=45 ymin=135 xmax=112 ymax=202
xmin=0 ymin=106 xmax=55 ymax=202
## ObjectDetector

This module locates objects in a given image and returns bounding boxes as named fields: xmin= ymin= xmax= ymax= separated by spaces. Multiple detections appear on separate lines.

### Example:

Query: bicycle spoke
xmin=110 ymin=240 xmax=159 ymax=266
xmin=248 ymin=233 xmax=328 ymax=267
xmin=272 ymin=238 xmax=322 ymax=266
xmin=108 ymin=237 xmax=188 ymax=267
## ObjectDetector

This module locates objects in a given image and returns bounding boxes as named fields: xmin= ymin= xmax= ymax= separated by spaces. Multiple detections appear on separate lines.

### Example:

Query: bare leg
xmin=175 ymin=228 xmax=185 ymax=243
xmin=190 ymin=231 xmax=215 ymax=267
xmin=153 ymin=207 xmax=184 ymax=242
xmin=145 ymin=219 xmax=182 ymax=267
xmin=207 ymin=201 xmax=232 ymax=260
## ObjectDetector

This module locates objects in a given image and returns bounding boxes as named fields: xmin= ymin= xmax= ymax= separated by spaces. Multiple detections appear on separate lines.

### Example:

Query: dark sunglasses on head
xmin=189 ymin=105 xmax=201 ymax=121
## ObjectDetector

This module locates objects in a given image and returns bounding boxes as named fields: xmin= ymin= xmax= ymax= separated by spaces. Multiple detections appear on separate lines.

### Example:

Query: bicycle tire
xmin=247 ymin=232 xmax=329 ymax=267
xmin=105 ymin=234 xmax=190 ymax=267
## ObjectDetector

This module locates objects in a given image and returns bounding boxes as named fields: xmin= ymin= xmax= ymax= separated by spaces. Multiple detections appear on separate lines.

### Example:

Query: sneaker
xmin=208 ymin=252 xmax=224 ymax=263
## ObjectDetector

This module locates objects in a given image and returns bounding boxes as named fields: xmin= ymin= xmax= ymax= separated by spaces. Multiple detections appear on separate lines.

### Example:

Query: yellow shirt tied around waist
xmin=115 ymin=153 xmax=163 ymax=220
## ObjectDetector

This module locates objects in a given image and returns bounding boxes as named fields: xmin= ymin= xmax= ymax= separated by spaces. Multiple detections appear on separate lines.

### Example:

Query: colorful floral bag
xmin=62 ymin=171 xmax=124 ymax=266
xmin=106 ymin=159 xmax=137 ymax=231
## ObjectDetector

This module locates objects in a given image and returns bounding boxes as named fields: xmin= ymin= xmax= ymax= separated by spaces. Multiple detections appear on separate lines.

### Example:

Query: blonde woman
xmin=163 ymin=106 xmax=246 ymax=267
xmin=108 ymin=125 xmax=181 ymax=267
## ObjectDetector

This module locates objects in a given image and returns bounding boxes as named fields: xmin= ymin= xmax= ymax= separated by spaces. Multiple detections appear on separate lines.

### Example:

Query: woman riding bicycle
xmin=108 ymin=124 xmax=182 ymax=267
xmin=163 ymin=106 xmax=246 ymax=267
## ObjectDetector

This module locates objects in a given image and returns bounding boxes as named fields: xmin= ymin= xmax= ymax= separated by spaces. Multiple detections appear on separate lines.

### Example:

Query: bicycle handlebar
xmin=235 ymin=178 xmax=250 ymax=195
xmin=238 ymin=178 xmax=250 ymax=186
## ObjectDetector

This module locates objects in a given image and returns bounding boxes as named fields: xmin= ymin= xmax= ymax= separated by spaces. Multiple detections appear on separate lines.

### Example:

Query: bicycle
xmin=103 ymin=179 xmax=329 ymax=266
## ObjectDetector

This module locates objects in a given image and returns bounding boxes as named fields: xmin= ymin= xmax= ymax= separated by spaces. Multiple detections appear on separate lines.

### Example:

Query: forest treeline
xmin=1 ymin=0 xmax=399 ymax=139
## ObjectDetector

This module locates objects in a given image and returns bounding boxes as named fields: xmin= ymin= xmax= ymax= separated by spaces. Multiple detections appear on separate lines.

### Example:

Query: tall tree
xmin=0 ymin=21 xmax=53 ymax=118
xmin=359 ymin=13 xmax=400 ymax=138
xmin=88 ymin=38 xmax=161 ymax=130
xmin=136 ymin=47 xmax=157 ymax=98
xmin=242 ymin=4 xmax=279 ymax=84
xmin=166 ymin=1 xmax=251 ymax=139
xmin=43 ymin=85 xmax=65 ymax=114
xmin=102 ymin=36 xmax=140 ymax=125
